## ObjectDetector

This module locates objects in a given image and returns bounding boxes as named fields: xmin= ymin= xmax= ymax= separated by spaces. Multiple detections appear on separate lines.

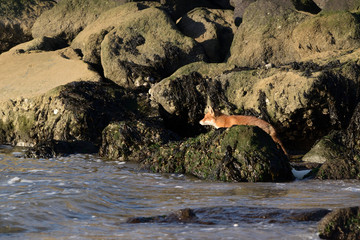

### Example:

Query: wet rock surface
xmin=99 ymin=120 xmax=179 ymax=162
xmin=127 ymin=205 xmax=330 ymax=225
xmin=318 ymin=206 xmax=360 ymax=240
xmin=142 ymin=125 xmax=293 ymax=182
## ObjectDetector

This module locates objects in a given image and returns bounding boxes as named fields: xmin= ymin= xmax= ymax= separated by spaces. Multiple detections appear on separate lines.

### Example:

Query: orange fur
xmin=200 ymin=107 xmax=288 ymax=156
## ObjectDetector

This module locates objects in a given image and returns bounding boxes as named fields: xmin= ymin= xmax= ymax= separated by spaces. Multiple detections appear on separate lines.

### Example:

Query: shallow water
xmin=0 ymin=145 xmax=359 ymax=239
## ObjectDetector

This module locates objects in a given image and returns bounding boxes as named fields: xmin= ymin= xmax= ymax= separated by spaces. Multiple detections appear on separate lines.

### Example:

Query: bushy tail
xmin=269 ymin=127 xmax=288 ymax=157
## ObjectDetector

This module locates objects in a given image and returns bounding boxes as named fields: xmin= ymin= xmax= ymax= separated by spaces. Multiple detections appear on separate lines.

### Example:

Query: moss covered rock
xmin=143 ymin=125 xmax=293 ymax=182
xmin=100 ymin=120 xmax=179 ymax=161
xmin=71 ymin=2 xmax=159 ymax=66
xmin=31 ymin=0 xmax=133 ymax=42
xmin=318 ymin=206 xmax=360 ymax=240
xmin=0 ymin=81 xmax=134 ymax=147
xmin=177 ymin=7 xmax=235 ymax=62
xmin=0 ymin=0 xmax=56 ymax=53
xmin=100 ymin=7 xmax=206 ymax=88
xmin=228 ymin=0 xmax=360 ymax=68
xmin=312 ymin=103 xmax=360 ymax=180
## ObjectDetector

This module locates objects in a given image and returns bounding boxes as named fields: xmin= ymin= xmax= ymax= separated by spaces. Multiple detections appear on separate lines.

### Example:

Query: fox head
xmin=199 ymin=106 xmax=218 ymax=128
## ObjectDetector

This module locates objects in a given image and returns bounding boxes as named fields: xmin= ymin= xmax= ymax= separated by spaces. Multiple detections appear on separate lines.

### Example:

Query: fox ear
xmin=207 ymin=105 xmax=214 ymax=115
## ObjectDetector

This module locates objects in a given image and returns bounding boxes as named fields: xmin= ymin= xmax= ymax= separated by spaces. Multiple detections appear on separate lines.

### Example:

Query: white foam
xmin=8 ymin=177 xmax=21 ymax=184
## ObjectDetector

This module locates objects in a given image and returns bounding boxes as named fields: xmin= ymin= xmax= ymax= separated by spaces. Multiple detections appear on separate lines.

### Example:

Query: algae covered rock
xmin=149 ymin=71 xmax=232 ymax=136
xmin=99 ymin=120 xmax=179 ymax=162
xmin=143 ymin=125 xmax=293 ymax=182
xmin=312 ymin=103 xmax=360 ymax=180
xmin=177 ymin=7 xmax=236 ymax=62
xmin=318 ymin=206 xmax=360 ymax=240
xmin=0 ymin=0 xmax=56 ymax=53
xmin=228 ymin=0 xmax=360 ymax=68
xmin=0 ymin=81 xmax=134 ymax=147
xmin=31 ymin=0 xmax=132 ymax=42
xmin=100 ymin=7 xmax=206 ymax=89
xmin=71 ymin=2 xmax=159 ymax=66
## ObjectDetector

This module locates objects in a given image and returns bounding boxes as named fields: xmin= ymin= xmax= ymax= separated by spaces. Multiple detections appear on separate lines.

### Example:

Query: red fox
xmin=199 ymin=106 xmax=288 ymax=156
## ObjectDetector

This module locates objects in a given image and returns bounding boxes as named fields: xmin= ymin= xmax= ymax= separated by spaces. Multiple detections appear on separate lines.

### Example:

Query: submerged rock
xmin=143 ymin=125 xmax=293 ymax=182
xmin=100 ymin=120 xmax=179 ymax=162
xmin=127 ymin=205 xmax=330 ymax=225
xmin=318 ymin=206 xmax=360 ymax=240
xmin=0 ymin=0 xmax=55 ymax=53
xmin=100 ymin=7 xmax=206 ymax=89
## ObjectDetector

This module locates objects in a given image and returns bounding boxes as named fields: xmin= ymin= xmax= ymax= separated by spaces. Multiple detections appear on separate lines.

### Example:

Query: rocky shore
xmin=1 ymin=0 xmax=360 ymax=237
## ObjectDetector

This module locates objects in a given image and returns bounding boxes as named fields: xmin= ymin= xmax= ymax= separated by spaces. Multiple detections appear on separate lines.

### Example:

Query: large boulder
xmin=228 ymin=0 xmax=360 ymax=68
xmin=100 ymin=7 xmax=206 ymax=89
xmin=0 ymin=81 xmax=134 ymax=147
xmin=142 ymin=125 xmax=293 ymax=182
xmin=0 ymin=47 xmax=101 ymax=102
xmin=31 ymin=0 xmax=133 ymax=43
xmin=71 ymin=2 xmax=157 ymax=66
xmin=305 ymin=102 xmax=360 ymax=180
xmin=0 ymin=0 xmax=56 ymax=53
xmin=99 ymin=120 xmax=179 ymax=161
xmin=149 ymin=70 xmax=233 ymax=136
xmin=177 ymin=7 xmax=236 ymax=62
xmin=318 ymin=206 xmax=360 ymax=240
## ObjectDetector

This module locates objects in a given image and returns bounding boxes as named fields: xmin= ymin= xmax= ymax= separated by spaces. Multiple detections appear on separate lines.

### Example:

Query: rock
xmin=228 ymin=0 xmax=360 ymax=68
xmin=127 ymin=205 xmax=330 ymax=225
xmin=318 ymin=206 xmax=360 ymax=240
xmin=230 ymin=0 xmax=256 ymax=25
xmin=149 ymin=71 xmax=232 ymax=137
xmin=25 ymin=140 xmax=98 ymax=158
xmin=319 ymin=0 xmax=360 ymax=11
xmin=0 ymin=0 xmax=56 ymax=53
xmin=313 ymin=103 xmax=360 ymax=180
xmin=143 ymin=125 xmax=293 ymax=182
xmin=99 ymin=120 xmax=179 ymax=162
xmin=177 ymin=7 xmax=236 ymax=62
xmin=100 ymin=7 xmax=206 ymax=89
xmin=7 ymin=36 xmax=68 ymax=54
xmin=71 ymin=2 xmax=160 ymax=66
xmin=0 ymin=81 xmax=135 ymax=148
xmin=126 ymin=208 xmax=205 ymax=224
xmin=302 ymin=131 xmax=346 ymax=164
xmin=31 ymin=0 xmax=133 ymax=43
xmin=0 ymin=48 xmax=101 ymax=102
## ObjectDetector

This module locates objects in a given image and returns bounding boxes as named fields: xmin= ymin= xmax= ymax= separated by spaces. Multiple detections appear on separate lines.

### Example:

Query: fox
xmin=199 ymin=106 xmax=288 ymax=156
